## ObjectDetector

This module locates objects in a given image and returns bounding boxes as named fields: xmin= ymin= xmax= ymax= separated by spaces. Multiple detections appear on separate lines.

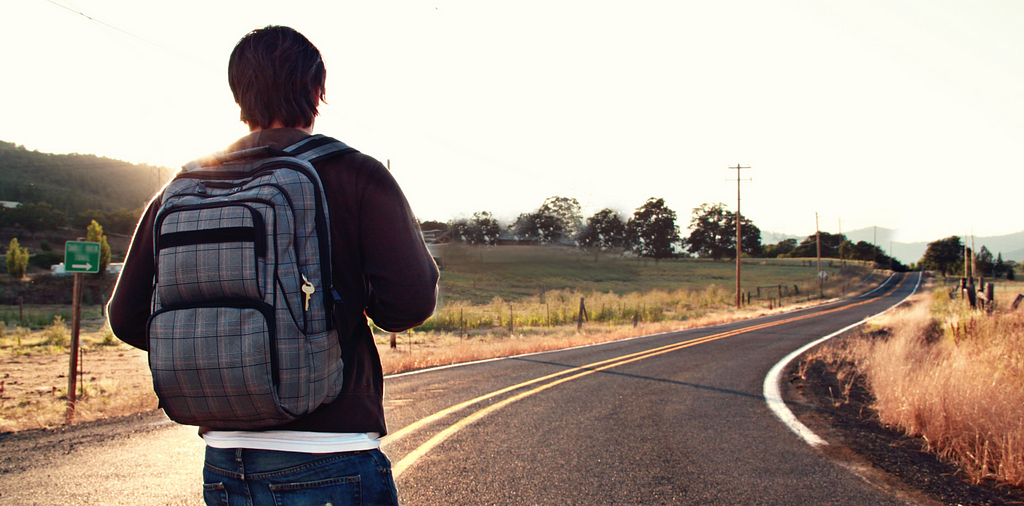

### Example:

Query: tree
xmin=839 ymin=240 xmax=853 ymax=260
xmin=577 ymin=208 xmax=625 ymax=251
xmin=790 ymin=232 xmax=845 ymax=259
xmin=419 ymin=220 xmax=449 ymax=233
xmin=509 ymin=196 xmax=582 ymax=245
xmin=732 ymin=213 xmax=763 ymax=257
xmin=106 ymin=207 xmax=143 ymax=235
xmin=684 ymin=202 xmax=761 ymax=259
xmin=5 ymin=238 xmax=29 ymax=278
xmin=450 ymin=211 xmax=501 ymax=246
xmin=684 ymin=203 xmax=731 ymax=259
xmin=993 ymin=253 xmax=1007 ymax=279
xmin=8 ymin=202 xmax=66 ymax=233
xmin=976 ymin=246 xmax=994 ymax=277
xmin=762 ymin=238 xmax=797 ymax=258
xmin=86 ymin=219 xmax=112 ymax=274
xmin=74 ymin=209 xmax=109 ymax=230
xmin=625 ymin=198 xmax=680 ymax=261
xmin=919 ymin=236 xmax=964 ymax=277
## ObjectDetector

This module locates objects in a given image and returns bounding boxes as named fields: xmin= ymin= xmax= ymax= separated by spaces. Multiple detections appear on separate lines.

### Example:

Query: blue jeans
xmin=202 ymin=447 xmax=399 ymax=506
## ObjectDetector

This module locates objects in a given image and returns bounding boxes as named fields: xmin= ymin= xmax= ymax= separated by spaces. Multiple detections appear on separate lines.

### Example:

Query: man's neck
xmin=249 ymin=120 xmax=314 ymax=134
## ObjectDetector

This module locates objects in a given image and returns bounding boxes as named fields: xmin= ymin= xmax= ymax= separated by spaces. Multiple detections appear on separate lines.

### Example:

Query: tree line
xmin=919 ymin=236 xmax=1016 ymax=280
xmin=420 ymin=197 xmax=917 ymax=270
xmin=0 ymin=140 xmax=155 ymax=236
xmin=0 ymin=203 xmax=141 ymax=236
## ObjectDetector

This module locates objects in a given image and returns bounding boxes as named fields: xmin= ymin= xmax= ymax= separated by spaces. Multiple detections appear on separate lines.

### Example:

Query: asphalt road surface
xmin=0 ymin=272 xmax=922 ymax=505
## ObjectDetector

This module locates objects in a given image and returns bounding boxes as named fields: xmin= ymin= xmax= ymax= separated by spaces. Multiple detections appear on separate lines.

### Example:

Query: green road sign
xmin=65 ymin=241 xmax=101 ymax=273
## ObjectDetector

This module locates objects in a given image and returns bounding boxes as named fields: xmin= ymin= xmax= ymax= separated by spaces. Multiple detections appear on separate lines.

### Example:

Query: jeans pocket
xmin=269 ymin=476 xmax=361 ymax=506
xmin=202 ymin=482 xmax=229 ymax=506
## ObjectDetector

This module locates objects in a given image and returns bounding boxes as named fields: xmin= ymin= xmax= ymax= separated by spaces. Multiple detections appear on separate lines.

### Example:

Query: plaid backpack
xmin=147 ymin=135 xmax=354 ymax=429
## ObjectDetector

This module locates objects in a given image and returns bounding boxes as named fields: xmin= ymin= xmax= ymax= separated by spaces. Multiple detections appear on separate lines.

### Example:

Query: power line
xmin=41 ymin=0 xmax=216 ymax=71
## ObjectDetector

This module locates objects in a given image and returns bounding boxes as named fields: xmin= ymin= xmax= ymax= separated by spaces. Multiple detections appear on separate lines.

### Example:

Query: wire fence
xmin=414 ymin=286 xmax=736 ymax=333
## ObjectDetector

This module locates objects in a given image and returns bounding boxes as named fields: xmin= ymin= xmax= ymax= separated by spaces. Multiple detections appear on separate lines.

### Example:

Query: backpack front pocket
xmin=155 ymin=205 xmax=268 ymax=308
xmin=147 ymin=304 xmax=294 ymax=428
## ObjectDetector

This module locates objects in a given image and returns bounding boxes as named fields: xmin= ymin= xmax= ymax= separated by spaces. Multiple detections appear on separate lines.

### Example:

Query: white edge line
xmin=387 ymin=273 xmax=897 ymax=380
xmin=762 ymin=271 xmax=922 ymax=447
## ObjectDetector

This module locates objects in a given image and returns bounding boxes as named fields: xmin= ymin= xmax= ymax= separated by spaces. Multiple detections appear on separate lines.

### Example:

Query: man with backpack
xmin=108 ymin=25 xmax=439 ymax=505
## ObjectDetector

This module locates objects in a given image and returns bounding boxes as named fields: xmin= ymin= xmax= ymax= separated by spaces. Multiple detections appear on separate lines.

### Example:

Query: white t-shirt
xmin=203 ymin=430 xmax=381 ymax=453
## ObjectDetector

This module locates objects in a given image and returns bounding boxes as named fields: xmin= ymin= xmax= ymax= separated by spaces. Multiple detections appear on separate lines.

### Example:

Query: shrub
xmin=6 ymin=238 xmax=29 ymax=278
xmin=42 ymin=316 xmax=70 ymax=348
xmin=29 ymin=251 xmax=64 ymax=269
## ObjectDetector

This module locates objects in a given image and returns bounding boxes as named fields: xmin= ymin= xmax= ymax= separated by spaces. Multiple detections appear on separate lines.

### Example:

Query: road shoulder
xmin=784 ymin=347 xmax=1024 ymax=506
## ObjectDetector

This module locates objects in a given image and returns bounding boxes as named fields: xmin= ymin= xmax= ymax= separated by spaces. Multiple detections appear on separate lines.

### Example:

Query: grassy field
xmin=417 ymin=244 xmax=875 ymax=334
xmin=372 ymin=245 xmax=883 ymax=373
xmin=436 ymin=244 xmax=864 ymax=305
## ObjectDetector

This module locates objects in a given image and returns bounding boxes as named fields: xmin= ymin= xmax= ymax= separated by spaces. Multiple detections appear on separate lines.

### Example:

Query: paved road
xmin=0 ymin=272 xmax=922 ymax=505
xmin=383 ymin=272 xmax=922 ymax=505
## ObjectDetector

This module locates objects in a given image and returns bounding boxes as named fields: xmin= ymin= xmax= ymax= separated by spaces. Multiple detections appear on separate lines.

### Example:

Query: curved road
xmin=383 ymin=271 xmax=921 ymax=505
xmin=0 ymin=272 xmax=922 ymax=505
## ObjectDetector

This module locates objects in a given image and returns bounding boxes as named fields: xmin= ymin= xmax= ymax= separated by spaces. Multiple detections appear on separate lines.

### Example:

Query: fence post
xmin=577 ymin=297 xmax=587 ymax=332
xmin=1012 ymin=294 xmax=1023 ymax=311
xmin=390 ymin=332 xmax=397 ymax=349
xmin=509 ymin=304 xmax=514 ymax=334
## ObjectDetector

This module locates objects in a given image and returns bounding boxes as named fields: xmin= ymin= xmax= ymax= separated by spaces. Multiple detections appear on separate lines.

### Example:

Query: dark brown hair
xmin=228 ymin=26 xmax=326 ymax=130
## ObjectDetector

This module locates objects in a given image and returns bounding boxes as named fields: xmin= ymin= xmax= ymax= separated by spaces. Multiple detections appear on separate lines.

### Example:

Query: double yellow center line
xmin=388 ymin=275 xmax=904 ymax=478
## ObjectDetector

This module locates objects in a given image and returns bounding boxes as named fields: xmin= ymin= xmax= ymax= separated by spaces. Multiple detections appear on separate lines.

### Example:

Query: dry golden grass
xmin=809 ymin=284 xmax=1024 ymax=488
xmin=377 ymin=299 xmax=817 ymax=375
xmin=0 ymin=320 xmax=159 ymax=433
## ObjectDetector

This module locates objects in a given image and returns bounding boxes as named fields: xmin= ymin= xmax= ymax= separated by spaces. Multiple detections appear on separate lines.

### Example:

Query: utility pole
xmin=728 ymin=164 xmax=752 ymax=308
xmin=816 ymin=212 xmax=823 ymax=298
xmin=971 ymin=233 xmax=977 ymax=287
xmin=838 ymin=218 xmax=843 ymax=262
xmin=964 ymin=233 xmax=970 ymax=281
xmin=873 ymin=225 xmax=878 ymax=263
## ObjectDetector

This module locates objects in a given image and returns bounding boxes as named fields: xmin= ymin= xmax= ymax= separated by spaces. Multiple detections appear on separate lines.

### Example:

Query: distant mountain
xmin=0 ymin=140 xmax=167 ymax=217
xmin=1006 ymin=248 xmax=1024 ymax=263
xmin=760 ymin=231 xmax=802 ymax=245
xmin=836 ymin=227 xmax=1024 ymax=265
xmin=964 ymin=231 xmax=1024 ymax=262
xmin=843 ymin=226 xmax=897 ymax=245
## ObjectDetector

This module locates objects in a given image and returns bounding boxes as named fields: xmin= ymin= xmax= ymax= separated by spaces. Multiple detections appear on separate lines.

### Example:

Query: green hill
xmin=0 ymin=140 xmax=164 ymax=218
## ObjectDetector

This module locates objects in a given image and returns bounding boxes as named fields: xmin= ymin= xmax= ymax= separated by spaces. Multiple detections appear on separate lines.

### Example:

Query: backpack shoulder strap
xmin=180 ymin=135 xmax=355 ymax=172
xmin=283 ymin=134 xmax=357 ymax=164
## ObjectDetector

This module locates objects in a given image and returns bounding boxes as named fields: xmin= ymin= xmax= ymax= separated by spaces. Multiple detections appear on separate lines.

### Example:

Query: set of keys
xmin=301 ymin=274 xmax=315 ymax=311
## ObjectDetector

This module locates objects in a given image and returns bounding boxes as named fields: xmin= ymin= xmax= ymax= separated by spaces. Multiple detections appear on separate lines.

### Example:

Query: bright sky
xmin=2 ymin=0 xmax=1022 ymax=244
